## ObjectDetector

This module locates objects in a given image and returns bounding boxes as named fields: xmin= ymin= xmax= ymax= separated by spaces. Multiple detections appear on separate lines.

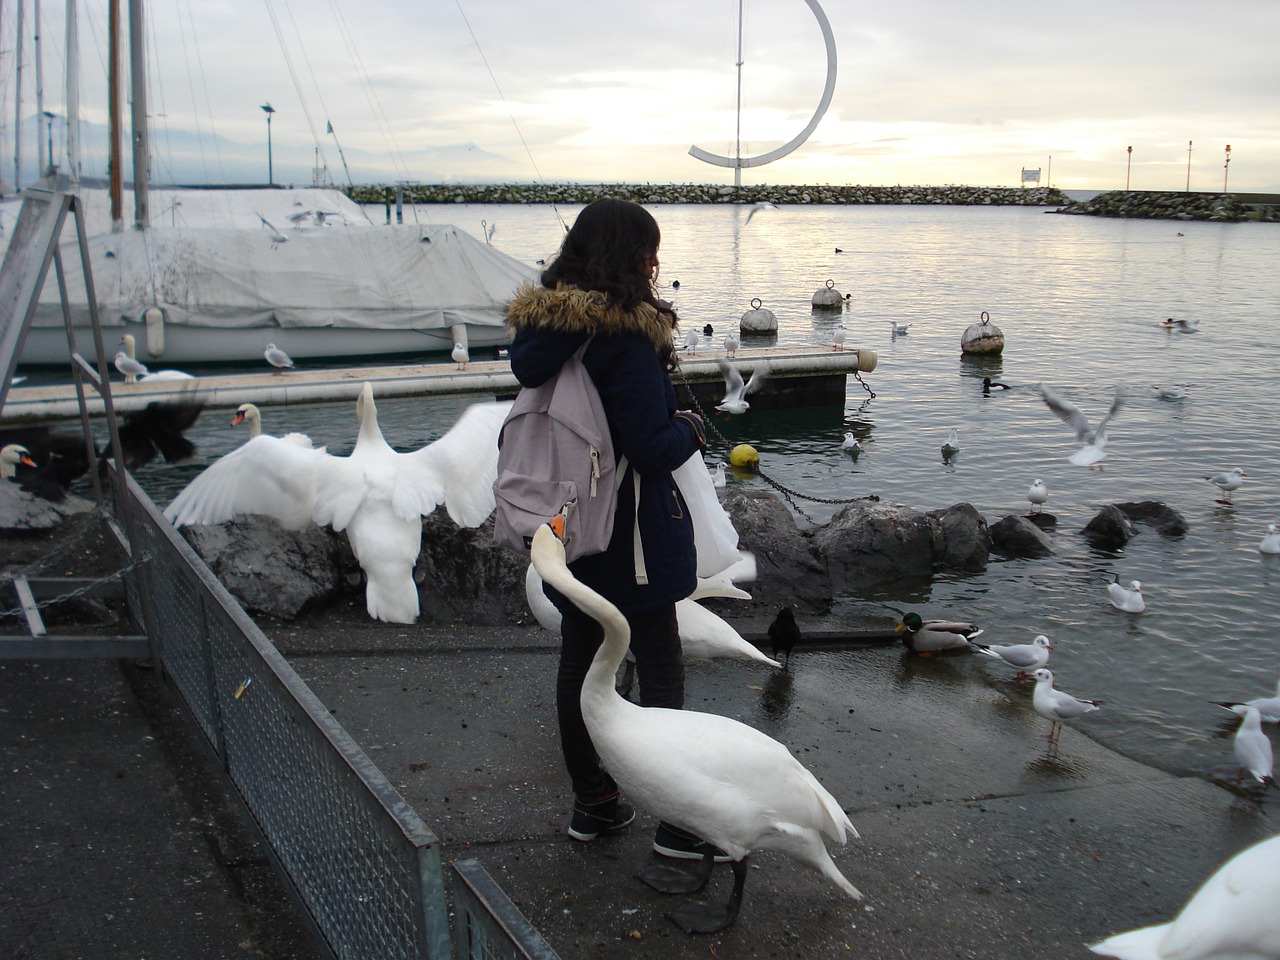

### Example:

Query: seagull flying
xmin=743 ymin=201 xmax=778 ymax=225
xmin=256 ymin=213 xmax=288 ymax=248
xmin=715 ymin=359 xmax=768 ymax=415
xmin=1039 ymin=384 xmax=1125 ymax=468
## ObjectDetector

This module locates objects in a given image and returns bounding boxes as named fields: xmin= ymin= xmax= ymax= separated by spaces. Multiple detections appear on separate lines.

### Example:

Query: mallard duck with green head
xmin=895 ymin=613 xmax=983 ymax=656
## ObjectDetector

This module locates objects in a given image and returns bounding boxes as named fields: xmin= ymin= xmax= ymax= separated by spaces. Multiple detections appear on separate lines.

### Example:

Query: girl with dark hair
xmin=506 ymin=198 xmax=720 ymax=861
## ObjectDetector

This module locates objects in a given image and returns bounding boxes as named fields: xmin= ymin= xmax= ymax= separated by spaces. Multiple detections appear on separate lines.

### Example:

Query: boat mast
xmin=13 ymin=0 xmax=23 ymax=191
xmin=733 ymin=0 xmax=743 ymax=188
xmin=127 ymin=0 xmax=147 ymax=228
xmin=65 ymin=0 xmax=79 ymax=185
xmin=33 ymin=0 xmax=44 ymax=173
xmin=108 ymin=0 xmax=121 ymax=229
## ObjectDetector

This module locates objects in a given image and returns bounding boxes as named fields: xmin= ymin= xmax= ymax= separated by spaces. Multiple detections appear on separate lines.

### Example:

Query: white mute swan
xmin=165 ymin=383 xmax=511 ymax=624
xmin=530 ymin=517 xmax=861 ymax=934
xmin=1090 ymin=833 xmax=1280 ymax=960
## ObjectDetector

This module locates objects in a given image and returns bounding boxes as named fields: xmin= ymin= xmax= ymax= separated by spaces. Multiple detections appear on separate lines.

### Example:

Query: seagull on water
xmin=1153 ymin=383 xmax=1187 ymax=401
xmin=1032 ymin=668 xmax=1100 ymax=743
xmin=1107 ymin=576 xmax=1146 ymax=613
xmin=715 ymin=359 xmax=768 ymax=415
xmin=941 ymin=428 xmax=960 ymax=459
xmin=1211 ymin=676 xmax=1280 ymax=723
xmin=264 ymin=343 xmax=295 ymax=375
xmin=1205 ymin=466 xmax=1246 ymax=503
xmin=1259 ymin=523 xmax=1280 ymax=555
xmin=841 ymin=432 xmax=862 ymax=456
xmin=889 ymin=321 xmax=912 ymax=336
xmin=1039 ymin=384 xmax=1125 ymax=468
xmin=1089 ymin=833 xmax=1280 ymax=960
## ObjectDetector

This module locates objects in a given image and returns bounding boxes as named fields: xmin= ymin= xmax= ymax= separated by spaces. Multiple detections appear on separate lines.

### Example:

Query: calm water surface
xmin=134 ymin=202 xmax=1280 ymax=799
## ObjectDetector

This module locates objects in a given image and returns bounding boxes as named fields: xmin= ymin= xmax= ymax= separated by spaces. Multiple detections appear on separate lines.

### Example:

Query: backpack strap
xmin=631 ymin=471 xmax=647 ymax=585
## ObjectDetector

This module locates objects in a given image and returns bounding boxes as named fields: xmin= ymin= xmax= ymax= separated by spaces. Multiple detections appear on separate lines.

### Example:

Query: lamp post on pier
xmin=42 ymin=112 xmax=55 ymax=175
xmin=1223 ymin=144 xmax=1231 ymax=193
xmin=1125 ymin=145 xmax=1132 ymax=191
xmin=1186 ymin=141 xmax=1192 ymax=192
xmin=261 ymin=102 xmax=276 ymax=186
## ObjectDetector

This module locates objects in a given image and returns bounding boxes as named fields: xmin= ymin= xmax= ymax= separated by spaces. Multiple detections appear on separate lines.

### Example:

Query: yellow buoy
xmin=729 ymin=443 xmax=760 ymax=470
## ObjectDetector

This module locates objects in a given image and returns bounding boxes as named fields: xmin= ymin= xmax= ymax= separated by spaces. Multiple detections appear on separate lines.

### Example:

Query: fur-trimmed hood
xmin=505 ymin=284 xmax=675 ymax=354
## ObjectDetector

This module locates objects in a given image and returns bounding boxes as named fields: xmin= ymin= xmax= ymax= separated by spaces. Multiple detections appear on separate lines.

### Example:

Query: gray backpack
xmin=493 ymin=341 xmax=633 ymax=565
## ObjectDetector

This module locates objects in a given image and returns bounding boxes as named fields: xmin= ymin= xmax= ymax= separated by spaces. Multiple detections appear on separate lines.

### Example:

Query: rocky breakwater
xmin=346 ymin=182 xmax=1068 ymax=208
xmin=1058 ymin=190 xmax=1278 ymax=222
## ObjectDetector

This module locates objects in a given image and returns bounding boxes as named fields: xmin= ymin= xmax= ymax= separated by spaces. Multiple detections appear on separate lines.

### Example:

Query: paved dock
xmin=4 ymin=597 xmax=1273 ymax=959
xmin=2 ymin=344 xmax=875 ymax=422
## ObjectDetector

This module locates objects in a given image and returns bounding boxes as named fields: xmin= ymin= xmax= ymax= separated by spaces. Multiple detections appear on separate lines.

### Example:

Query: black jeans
xmin=556 ymin=601 xmax=683 ymax=800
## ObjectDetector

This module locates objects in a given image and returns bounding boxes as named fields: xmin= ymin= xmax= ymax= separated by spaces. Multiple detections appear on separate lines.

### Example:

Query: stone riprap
xmin=1058 ymin=190 xmax=1279 ymax=222
xmin=345 ymin=182 xmax=1068 ymax=207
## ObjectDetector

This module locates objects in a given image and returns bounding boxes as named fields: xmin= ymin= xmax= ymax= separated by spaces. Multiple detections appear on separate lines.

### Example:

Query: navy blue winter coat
xmin=505 ymin=284 xmax=702 ymax=614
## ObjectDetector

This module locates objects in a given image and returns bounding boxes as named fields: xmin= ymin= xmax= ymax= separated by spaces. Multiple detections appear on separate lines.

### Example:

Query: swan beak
xmin=547 ymin=514 xmax=567 ymax=541
xmin=894 ymin=621 xmax=907 ymax=633
xmin=20 ymin=453 xmax=37 ymax=467
xmin=230 ymin=412 xmax=245 ymax=426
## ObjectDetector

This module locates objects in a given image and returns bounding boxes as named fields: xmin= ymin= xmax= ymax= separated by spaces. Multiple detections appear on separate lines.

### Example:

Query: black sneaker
xmin=652 ymin=821 xmax=732 ymax=862
xmin=567 ymin=793 xmax=636 ymax=841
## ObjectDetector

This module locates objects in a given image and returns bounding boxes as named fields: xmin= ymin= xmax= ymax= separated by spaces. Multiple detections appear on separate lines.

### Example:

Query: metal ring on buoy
xmin=826 ymin=279 xmax=836 ymax=289
xmin=751 ymin=297 xmax=763 ymax=310
xmin=980 ymin=310 xmax=990 ymax=324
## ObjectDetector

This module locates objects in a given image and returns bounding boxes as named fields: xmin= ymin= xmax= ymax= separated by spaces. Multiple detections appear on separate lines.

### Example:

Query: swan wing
xmin=396 ymin=401 xmax=511 ymax=527
xmin=1039 ymin=385 xmax=1091 ymax=441
xmin=163 ymin=435 xmax=329 ymax=530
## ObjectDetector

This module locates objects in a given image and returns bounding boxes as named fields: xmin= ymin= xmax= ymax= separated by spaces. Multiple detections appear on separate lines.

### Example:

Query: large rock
xmin=415 ymin=515 xmax=530 ymax=625
xmin=812 ymin=499 xmax=936 ymax=590
xmin=720 ymin=490 xmax=831 ymax=613
xmin=927 ymin=502 xmax=991 ymax=571
xmin=1115 ymin=501 xmax=1189 ymax=537
xmin=1083 ymin=505 xmax=1135 ymax=549
xmin=182 ymin=516 xmax=342 ymax=619
xmin=990 ymin=515 xmax=1054 ymax=558
xmin=0 ymin=482 xmax=93 ymax=532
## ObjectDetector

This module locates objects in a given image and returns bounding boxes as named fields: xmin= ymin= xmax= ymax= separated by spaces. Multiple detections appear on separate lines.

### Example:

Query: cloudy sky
xmin=9 ymin=0 xmax=1279 ymax=192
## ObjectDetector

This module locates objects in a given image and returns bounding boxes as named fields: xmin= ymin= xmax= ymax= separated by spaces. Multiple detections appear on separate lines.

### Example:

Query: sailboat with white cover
xmin=2 ymin=0 xmax=537 ymax=366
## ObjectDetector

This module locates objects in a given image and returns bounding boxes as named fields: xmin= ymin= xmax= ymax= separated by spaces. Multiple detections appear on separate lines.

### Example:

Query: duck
xmin=714 ymin=359 xmax=768 ymax=415
xmin=1259 ymin=524 xmax=1280 ymax=555
xmin=118 ymin=334 xmax=195 ymax=381
xmin=1107 ymin=577 xmax=1146 ymax=613
xmin=941 ymin=428 xmax=960 ymax=458
xmin=1026 ymin=479 xmax=1048 ymax=515
xmin=1031 ymin=668 xmax=1100 ymax=743
xmin=1205 ymin=466 xmax=1246 ymax=503
xmin=264 ymin=342 xmax=295 ymax=374
xmin=1210 ymin=677 xmax=1280 ymax=724
xmin=981 ymin=376 xmax=1010 ymax=394
xmin=972 ymin=634 xmax=1052 ymax=682
xmin=164 ymin=383 xmax=511 ymax=624
xmin=1161 ymin=316 xmax=1200 ymax=333
xmin=1231 ymin=705 xmax=1274 ymax=785
xmin=895 ymin=612 xmax=982 ymax=655
xmin=529 ymin=518 xmax=862 ymax=934
xmin=1089 ymin=834 xmax=1280 ymax=960
xmin=1039 ymin=384 xmax=1125 ymax=468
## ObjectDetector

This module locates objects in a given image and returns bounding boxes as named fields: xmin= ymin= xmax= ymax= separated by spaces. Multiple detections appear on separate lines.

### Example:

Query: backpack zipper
xmin=589 ymin=447 xmax=600 ymax=497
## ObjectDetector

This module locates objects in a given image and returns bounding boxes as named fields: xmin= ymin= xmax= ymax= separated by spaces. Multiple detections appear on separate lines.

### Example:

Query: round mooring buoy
xmin=740 ymin=297 xmax=777 ymax=333
xmin=811 ymin=279 xmax=844 ymax=310
xmin=960 ymin=310 xmax=1005 ymax=355
xmin=729 ymin=443 xmax=760 ymax=471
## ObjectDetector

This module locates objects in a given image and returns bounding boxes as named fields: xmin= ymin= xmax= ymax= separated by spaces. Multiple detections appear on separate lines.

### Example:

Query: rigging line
xmin=262 ymin=0 xmax=326 ymax=168
xmin=175 ymin=0 xmax=222 ymax=183
xmin=325 ymin=0 xmax=413 ymax=186
xmin=452 ymin=0 xmax=567 ymax=232
xmin=278 ymin=0 xmax=333 ymax=178
xmin=143 ymin=0 xmax=175 ymax=185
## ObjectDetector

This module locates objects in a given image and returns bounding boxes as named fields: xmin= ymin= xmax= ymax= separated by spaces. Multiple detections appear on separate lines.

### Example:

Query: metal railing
xmin=124 ymin=474 xmax=453 ymax=959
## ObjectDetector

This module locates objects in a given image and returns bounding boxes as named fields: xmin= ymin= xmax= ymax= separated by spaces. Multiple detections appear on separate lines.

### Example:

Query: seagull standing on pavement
xmin=1232 ymin=705 xmax=1274 ymax=785
xmin=451 ymin=342 xmax=470 ymax=370
xmin=724 ymin=331 xmax=740 ymax=357
xmin=264 ymin=343 xmax=295 ymax=375
xmin=831 ymin=323 xmax=847 ymax=351
xmin=1031 ymin=668 xmax=1100 ymax=743
xmin=113 ymin=351 xmax=150 ymax=383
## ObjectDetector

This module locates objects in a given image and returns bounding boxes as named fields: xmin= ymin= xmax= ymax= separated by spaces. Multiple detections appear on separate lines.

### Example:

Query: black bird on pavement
xmin=767 ymin=606 xmax=801 ymax=669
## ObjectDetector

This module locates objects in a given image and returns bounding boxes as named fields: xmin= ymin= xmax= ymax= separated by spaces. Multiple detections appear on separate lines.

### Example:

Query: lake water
xmin=131 ymin=200 xmax=1280 ymax=802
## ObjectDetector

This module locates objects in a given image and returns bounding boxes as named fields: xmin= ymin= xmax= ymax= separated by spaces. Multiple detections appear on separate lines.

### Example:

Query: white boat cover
xmin=1 ymin=186 xmax=538 ymax=359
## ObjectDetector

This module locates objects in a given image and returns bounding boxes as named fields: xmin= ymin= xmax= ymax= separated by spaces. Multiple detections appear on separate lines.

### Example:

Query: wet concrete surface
xmin=267 ymin=610 xmax=1274 ymax=960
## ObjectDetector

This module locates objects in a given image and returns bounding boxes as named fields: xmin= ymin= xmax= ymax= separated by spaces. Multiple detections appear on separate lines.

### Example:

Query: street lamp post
xmin=261 ymin=103 xmax=276 ymax=186
xmin=1126 ymin=145 xmax=1132 ymax=191
xmin=1186 ymin=141 xmax=1192 ymax=192
xmin=42 ymin=111 xmax=55 ymax=175
xmin=1223 ymin=144 xmax=1231 ymax=193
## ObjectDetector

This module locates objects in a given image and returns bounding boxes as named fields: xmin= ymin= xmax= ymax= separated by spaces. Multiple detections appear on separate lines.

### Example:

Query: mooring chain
xmin=0 ymin=554 xmax=151 ymax=620
xmin=675 ymin=361 xmax=877 ymax=521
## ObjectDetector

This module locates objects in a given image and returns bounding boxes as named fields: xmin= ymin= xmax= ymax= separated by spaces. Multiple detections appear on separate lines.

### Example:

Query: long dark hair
xmin=542 ymin=198 xmax=673 ymax=315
